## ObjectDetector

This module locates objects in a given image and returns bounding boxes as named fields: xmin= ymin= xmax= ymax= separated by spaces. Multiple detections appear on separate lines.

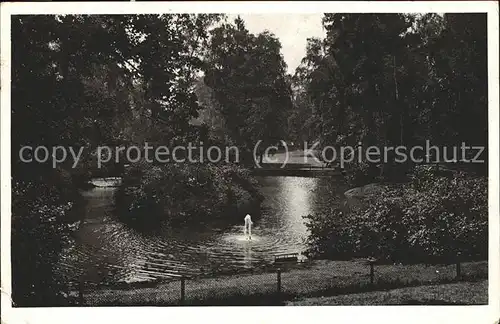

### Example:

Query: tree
xmin=193 ymin=77 xmax=228 ymax=143
xmin=203 ymin=17 xmax=293 ymax=164
xmin=290 ymin=13 xmax=487 ymax=184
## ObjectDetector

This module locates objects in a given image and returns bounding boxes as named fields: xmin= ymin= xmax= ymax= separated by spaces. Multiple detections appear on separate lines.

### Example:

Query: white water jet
xmin=244 ymin=214 xmax=253 ymax=240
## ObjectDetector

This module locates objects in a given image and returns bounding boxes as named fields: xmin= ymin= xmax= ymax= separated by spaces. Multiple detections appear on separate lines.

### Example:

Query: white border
xmin=0 ymin=1 xmax=498 ymax=14
xmin=1 ymin=2 xmax=499 ymax=324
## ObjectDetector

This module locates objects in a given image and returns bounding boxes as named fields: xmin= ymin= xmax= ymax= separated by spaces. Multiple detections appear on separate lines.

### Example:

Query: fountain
xmin=244 ymin=214 xmax=253 ymax=240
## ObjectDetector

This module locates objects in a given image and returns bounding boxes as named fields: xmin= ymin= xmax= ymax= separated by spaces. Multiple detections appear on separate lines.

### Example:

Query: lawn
xmin=77 ymin=259 xmax=487 ymax=306
xmin=286 ymin=280 xmax=488 ymax=305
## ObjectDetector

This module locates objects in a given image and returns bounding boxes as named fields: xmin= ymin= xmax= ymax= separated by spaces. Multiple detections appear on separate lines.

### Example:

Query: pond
xmin=57 ymin=176 xmax=347 ymax=287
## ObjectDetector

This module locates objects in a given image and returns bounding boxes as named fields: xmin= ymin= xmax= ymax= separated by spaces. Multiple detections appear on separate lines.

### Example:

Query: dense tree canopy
xmin=290 ymin=13 xmax=487 ymax=183
xmin=12 ymin=14 xmax=223 ymax=175
xmin=203 ymin=16 xmax=293 ymax=163
xmin=11 ymin=14 xmax=226 ymax=306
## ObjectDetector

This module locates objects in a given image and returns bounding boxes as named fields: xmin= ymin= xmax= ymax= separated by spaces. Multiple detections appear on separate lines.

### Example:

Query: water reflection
xmin=243 ymin=240 xmax=253 ymax=268
xmin=58 ymin=176 xmax=345 ymax=286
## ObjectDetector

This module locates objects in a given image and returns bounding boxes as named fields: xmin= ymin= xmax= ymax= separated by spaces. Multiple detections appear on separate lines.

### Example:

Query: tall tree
xmin=290 ymin=13 xmax=487 ymax=184
xmin=204 ymin=17 xmax=292 ymax=164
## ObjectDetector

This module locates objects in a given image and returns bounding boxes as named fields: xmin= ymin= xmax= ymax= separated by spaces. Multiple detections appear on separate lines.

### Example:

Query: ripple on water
xmin=221 ymin=233 xmax=262 ymax=243
xmin=58 ymin=176 xmax=329 ymax=285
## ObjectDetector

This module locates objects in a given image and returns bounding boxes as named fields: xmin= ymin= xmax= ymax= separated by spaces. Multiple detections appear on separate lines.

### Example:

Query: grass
xmin=286 ymin=280 xmax=488 ymax=305
xmin=76 ymin=259 xmax=487 ymax=306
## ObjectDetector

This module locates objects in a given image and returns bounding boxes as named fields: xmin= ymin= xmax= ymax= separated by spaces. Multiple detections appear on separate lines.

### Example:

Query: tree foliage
xmin=203 ymin=16 xmax=293 ymax=162
xmin=115 ymin=161 xmax=263 ymax=229
xmin=290 ymin=13 xmax=487 ymax=182
xmin=11 ymin=14 xmax=224 ymax=306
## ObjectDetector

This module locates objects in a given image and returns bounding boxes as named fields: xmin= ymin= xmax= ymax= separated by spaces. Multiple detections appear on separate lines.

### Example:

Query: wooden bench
xmin=274 ymin=252 xmax=299 ymax=263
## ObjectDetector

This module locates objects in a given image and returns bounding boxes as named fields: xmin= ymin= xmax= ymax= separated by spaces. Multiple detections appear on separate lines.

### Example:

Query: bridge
xmin=251 ymin=163 xmax=343 ymax=177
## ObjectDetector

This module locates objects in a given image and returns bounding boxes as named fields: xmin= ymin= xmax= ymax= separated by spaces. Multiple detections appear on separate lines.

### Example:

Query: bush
xmin=11 ymin=169 xmax=83 ymax=306
xmin=115 ymin=161 xmax=262 ymax=228
xmin=304 ymin=167 xmax=487 ymax=263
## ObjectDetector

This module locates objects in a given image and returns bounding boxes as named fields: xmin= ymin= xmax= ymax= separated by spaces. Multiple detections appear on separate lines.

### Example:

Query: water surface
xmin=58 ymin=176 xmax=346 ymax=286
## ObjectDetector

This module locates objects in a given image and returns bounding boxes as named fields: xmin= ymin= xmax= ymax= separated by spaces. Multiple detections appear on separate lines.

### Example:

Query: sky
xmin=227 ymin=14 xmax=326 ymax=75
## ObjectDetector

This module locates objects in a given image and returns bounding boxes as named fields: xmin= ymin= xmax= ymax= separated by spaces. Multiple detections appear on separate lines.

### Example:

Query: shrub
xmin=11 ymin=169 xmax=83 ymax=306
xmin=115 ymin=161 xmax=262 ymax=227
xmin=304 ymin=167 xmax=487 ymax=263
